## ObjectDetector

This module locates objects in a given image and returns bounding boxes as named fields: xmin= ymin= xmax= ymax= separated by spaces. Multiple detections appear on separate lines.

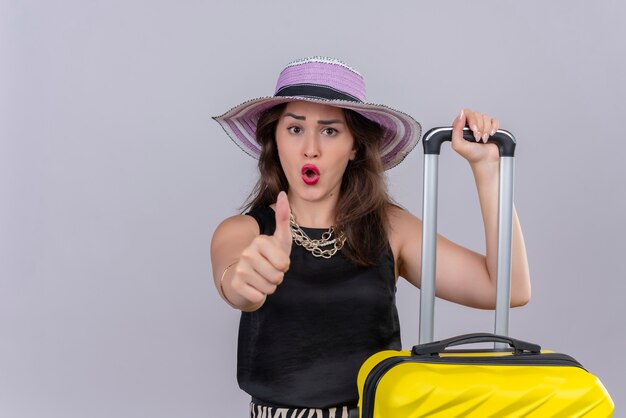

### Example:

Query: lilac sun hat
xmin=213 ymin=57 xmax=422 ymax=170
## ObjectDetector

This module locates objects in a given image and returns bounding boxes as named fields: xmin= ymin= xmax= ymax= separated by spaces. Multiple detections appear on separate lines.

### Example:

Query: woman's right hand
xmin=218 ymin=192 xmax=293 ymax=311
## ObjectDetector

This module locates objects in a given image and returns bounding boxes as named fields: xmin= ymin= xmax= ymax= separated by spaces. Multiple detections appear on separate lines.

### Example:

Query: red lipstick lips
xmin=301 ymin=164 xmax=320 ymax=185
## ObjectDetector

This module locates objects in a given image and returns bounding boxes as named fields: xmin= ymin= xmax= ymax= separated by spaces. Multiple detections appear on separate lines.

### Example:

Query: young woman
xmin=212 ymin=57 xmax=531 ymax=417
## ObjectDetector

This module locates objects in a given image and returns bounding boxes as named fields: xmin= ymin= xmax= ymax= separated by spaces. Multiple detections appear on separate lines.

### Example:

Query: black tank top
xmin=237 ymin=206 xmax=401 ymax=408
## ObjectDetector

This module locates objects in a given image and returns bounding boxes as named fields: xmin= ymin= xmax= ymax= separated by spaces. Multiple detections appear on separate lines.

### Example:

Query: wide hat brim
xmin=213 ymin=95 xmax=422 ymax=171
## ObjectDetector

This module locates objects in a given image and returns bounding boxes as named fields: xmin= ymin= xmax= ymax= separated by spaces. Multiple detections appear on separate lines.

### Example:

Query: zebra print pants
xmin=249 ymin=401 xmax=359 ymax=418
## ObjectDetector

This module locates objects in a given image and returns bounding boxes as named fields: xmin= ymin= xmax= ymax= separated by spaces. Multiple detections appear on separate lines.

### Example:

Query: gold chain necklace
xmin=289 ymin=213 xmax=346 ymax=259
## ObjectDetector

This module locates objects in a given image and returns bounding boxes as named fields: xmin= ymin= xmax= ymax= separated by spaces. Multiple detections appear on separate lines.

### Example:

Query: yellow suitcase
xmin=356 ymin=128 xmax=614 ymax=417
xmin=357 ymin=333 xmax=614 ymax=417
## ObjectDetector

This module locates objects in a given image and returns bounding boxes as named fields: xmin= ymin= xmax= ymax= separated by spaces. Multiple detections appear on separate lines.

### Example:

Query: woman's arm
xmin=393 ymin=109 xmax=531 ymax=309
xmin=210 ymin=192 xmax=293 ymax=311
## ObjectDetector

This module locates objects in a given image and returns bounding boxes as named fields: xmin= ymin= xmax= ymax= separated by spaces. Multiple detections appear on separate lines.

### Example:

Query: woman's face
xmin=275 ymin=101 xmax=356 ymax=205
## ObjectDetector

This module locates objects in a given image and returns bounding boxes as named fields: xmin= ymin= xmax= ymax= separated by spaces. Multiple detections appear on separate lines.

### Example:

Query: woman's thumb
xmin=273 ymin=191 xmax=292 ymax=254
xmin=451 ymin=108 xmax=467 ymax=144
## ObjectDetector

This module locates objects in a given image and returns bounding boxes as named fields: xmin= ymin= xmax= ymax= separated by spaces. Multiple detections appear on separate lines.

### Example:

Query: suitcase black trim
xmin=361 ymin=353 xmax=585 ymax=418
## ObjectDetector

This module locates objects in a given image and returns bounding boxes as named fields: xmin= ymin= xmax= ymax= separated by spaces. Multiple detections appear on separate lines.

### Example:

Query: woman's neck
xmin=286 ymin=194 xmax=339 ymax=228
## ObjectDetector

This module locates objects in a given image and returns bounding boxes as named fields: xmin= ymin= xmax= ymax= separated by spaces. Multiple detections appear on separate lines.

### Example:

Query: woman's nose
xmin=303 ymin=133 xmax=320 ymax=158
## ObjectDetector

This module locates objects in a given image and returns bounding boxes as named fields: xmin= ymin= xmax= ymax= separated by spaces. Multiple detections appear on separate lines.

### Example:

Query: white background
xmin=1 ymin=0 xmax=624 ymax=416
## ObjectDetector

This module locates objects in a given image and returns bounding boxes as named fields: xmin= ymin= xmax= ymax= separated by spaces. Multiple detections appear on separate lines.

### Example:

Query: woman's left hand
xmin=451 ymin=108 xmax=500 ymax=165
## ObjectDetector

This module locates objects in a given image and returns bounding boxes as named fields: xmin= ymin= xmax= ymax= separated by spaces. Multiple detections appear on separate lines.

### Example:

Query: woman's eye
xmin=288 ymin=126 xmax=302 ymax=134
xmin=322 ymin=127 xmax=337 ymax=136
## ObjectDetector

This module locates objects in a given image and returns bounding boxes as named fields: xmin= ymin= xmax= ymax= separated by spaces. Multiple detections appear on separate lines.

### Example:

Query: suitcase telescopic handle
xmin=412 ymin=333 xmax=541 ymax=356
xmin=419 ymin=126 xmax=517 ymax=350
xmin=423 ymin=126 xmax=516 ymax=157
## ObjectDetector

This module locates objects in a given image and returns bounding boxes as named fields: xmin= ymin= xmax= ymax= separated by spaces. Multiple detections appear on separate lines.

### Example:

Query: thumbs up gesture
xmin=272 ymin=191 xmax=293 ymax=257
xmin=225 ymin=191 xmax=293 ymax=311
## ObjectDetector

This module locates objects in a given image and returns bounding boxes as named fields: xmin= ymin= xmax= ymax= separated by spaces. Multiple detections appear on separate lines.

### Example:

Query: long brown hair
xmin=243 ymin=102 xmax=395 ymax=266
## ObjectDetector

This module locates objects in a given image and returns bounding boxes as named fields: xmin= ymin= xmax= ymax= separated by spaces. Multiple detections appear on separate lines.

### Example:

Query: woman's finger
xmin=255 ymin=235 xmax=290 ymax=273
xmin=491 ymin=118 xmax=500 ymax=135
xmin=481 ymin=114 xmax=492 ymax=142
xmin=247 ymin=272 xmax=279 ymax=295
xmin=467 ymin=110 xmax=482 ymax=141
xmin=451 ymin=109 xmax=469 ymax=151
xmin=228 ymin=263 xmax=268 ymax=303
xmin=250 ymin=254 xmax=285 ymax=286
xmin=451 ymin=109 xmax=466 ymax=139
xmin=234 ymin=259 xmax=279 ymax=295
xmin=273 ymin=191 xmax=293 ymax=256
xmin=237 ymin=282 xmax=267 ymax=304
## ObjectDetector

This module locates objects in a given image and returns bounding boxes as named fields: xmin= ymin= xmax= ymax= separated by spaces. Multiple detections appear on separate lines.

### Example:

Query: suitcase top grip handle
xmin=412 ymin=333 xmax=541 ymax=356
xmin=422 ymin=127 xmax=516 ymax=157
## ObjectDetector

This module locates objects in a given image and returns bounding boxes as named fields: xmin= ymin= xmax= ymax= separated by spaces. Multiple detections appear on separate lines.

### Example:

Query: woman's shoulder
xmin=214 ymin=213 xmax=260 ymax=237
xmin=387 ymin=205 xmax=422 ymax=232
xmin=246 ymin=205 xmax=276 ymax=235
xmin=386 ymin=205 xmax=423 ymax=254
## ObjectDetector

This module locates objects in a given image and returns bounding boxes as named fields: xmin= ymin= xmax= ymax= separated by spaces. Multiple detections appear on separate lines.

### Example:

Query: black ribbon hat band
xmin=274 ymin=84 xmax=362 ymax=103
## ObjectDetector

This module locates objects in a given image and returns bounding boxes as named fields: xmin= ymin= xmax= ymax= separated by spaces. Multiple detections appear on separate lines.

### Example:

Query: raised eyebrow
xmin=318 ymin=119 xmax=344 ymax=125
xmin=283 ymin=113 xmax=305 ymax=120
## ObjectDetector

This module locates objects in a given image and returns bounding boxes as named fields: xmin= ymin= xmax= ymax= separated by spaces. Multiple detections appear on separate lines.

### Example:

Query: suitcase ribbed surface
xmin=357 ymin=350 xmax=614 ymax=418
